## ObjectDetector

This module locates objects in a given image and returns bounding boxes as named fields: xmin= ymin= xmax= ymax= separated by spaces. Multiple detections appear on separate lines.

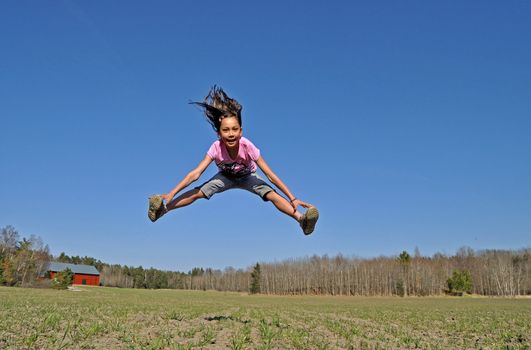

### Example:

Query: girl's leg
xmin=265 ymin=191 xmax=302 ymax=221
xmin=166 ymin=189 xmax=205 ymax=211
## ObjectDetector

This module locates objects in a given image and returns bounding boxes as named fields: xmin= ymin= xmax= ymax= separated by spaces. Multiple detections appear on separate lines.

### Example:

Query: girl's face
xmin=218 ymin=117 xmax=242 ymax=150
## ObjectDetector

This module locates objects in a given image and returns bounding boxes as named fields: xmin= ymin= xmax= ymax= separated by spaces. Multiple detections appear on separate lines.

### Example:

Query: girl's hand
xmin=291 ymin=198 xmax=312 ymax=211
xmin=162 ymin=193 xmax=173 ymax=205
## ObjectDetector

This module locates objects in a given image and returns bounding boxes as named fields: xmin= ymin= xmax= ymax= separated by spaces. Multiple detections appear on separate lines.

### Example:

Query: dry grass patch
xmin=0 ymin=287 xmax=529 ymax=349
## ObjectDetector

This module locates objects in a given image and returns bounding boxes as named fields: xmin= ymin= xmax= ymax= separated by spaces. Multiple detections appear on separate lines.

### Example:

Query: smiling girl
xmin=148 ymin=86 xmax=319 ymax=235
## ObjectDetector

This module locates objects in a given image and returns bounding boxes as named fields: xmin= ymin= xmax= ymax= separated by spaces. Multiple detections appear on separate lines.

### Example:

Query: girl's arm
xmin=162 ymin=155 xmax=212 ymax=203
xmin=255 ymin=156 xmax=313 ymax=210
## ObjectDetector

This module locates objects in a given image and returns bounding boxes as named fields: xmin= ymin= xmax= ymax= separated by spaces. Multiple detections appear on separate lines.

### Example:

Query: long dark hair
xmin=190 ymin=86 xmax=242 ymax=132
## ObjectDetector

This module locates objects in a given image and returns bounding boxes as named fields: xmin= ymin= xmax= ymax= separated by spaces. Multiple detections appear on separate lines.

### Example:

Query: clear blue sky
xmin=1 ymin=1 xmax=530 ymax=272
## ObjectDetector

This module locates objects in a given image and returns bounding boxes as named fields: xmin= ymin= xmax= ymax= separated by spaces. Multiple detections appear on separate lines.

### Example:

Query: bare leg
xmin=166 ymin=189 xmax=206 ymax=211
xmin=265 ymin=191 xmax=302 ymax=221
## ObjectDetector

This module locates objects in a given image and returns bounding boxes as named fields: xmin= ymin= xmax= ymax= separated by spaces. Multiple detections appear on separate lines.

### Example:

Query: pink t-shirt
xmin=207 ymin=137 xmax=260 ymax=176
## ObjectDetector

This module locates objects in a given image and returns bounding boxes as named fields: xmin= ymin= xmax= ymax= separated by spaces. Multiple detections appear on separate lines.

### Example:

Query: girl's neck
xmin=225 ymin=142 xmax=239 ymax=160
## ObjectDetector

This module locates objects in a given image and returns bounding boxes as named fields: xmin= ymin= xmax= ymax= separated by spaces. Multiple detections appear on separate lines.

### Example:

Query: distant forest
xmin=1 ymin=225 xmax=529 ymax=296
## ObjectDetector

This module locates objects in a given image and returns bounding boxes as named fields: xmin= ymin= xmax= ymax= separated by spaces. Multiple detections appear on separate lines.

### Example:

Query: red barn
xmin=47 ymin=262 xmax=100 ymax=286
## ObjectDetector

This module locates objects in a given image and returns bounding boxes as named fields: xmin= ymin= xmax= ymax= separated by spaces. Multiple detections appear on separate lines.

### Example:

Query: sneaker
xmin=148 ymin=195 xmax=165 ymax=222
xmin=300 ymin=207 xmax=319 ymax=235
xmin=154 ymin=201 xmax=167 ymax=221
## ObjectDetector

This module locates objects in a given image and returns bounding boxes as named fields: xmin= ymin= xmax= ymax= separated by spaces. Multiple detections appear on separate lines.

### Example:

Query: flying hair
xmin=190 ymin=86 xmax=242 ymax=132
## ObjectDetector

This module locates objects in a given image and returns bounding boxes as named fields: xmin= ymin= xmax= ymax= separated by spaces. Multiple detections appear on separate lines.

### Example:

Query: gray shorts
xmin=196 ymin=172 xmax=275 ymax=201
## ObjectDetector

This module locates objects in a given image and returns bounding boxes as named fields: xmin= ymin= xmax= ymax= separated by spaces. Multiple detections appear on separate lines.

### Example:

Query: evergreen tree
xmin=57 ymin=252 xmax=71 ymax=263
xmin=397 ymin=251 xmax=411 ymax=296
xmin=250 ymin=263 xmax=261 ymax=294
xmin=447 ymin=269 xmax=473 ymax=295
xmin=52 ymin=268 xmax=74 ymax=290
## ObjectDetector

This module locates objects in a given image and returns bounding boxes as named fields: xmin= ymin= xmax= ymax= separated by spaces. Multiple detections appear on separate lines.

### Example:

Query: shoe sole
xmin=303 ymin=207 xmax=319 ymax=235
xmin=148 ymin=195 xmax=163 ymax=222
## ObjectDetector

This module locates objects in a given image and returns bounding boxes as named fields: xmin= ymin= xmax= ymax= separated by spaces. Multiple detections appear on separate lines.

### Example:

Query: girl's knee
xmin=193 ymin=189 xmax=206 ymax=199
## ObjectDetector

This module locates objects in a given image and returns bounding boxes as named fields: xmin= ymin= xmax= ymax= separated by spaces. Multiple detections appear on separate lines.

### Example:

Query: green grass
xmin=0 ymin=286 xmax=529 ymax=349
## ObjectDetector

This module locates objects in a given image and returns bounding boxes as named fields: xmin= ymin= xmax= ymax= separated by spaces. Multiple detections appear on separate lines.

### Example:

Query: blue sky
xmin=1 ymin=1 xmax=530 ymax=272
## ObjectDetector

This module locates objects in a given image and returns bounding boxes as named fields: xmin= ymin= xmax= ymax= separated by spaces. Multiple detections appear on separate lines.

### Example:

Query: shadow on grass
xmin=204 ymin=315 xmax=251 ymax=324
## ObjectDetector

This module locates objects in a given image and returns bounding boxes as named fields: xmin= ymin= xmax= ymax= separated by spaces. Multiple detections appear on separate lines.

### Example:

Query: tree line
xmin=180 ymin=248 xmax=529 ymax=296
xmin=1 ymin=225 xmax=529 ymax=296
xmin=0 ymin=225 xmax=50 ymax=286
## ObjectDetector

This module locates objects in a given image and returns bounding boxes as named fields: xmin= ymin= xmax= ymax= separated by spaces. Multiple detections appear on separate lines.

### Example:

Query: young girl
xmin=148 ymin=86 xmax=319 ymax=235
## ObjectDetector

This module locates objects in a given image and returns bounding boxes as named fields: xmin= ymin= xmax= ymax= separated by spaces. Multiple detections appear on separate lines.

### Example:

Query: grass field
xmin=0 ymin=286 xmax=529 ymax=349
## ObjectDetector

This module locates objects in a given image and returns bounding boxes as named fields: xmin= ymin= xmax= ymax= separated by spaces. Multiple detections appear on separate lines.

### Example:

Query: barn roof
xmin=48 ymin=262 xmax=100 ymax=276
